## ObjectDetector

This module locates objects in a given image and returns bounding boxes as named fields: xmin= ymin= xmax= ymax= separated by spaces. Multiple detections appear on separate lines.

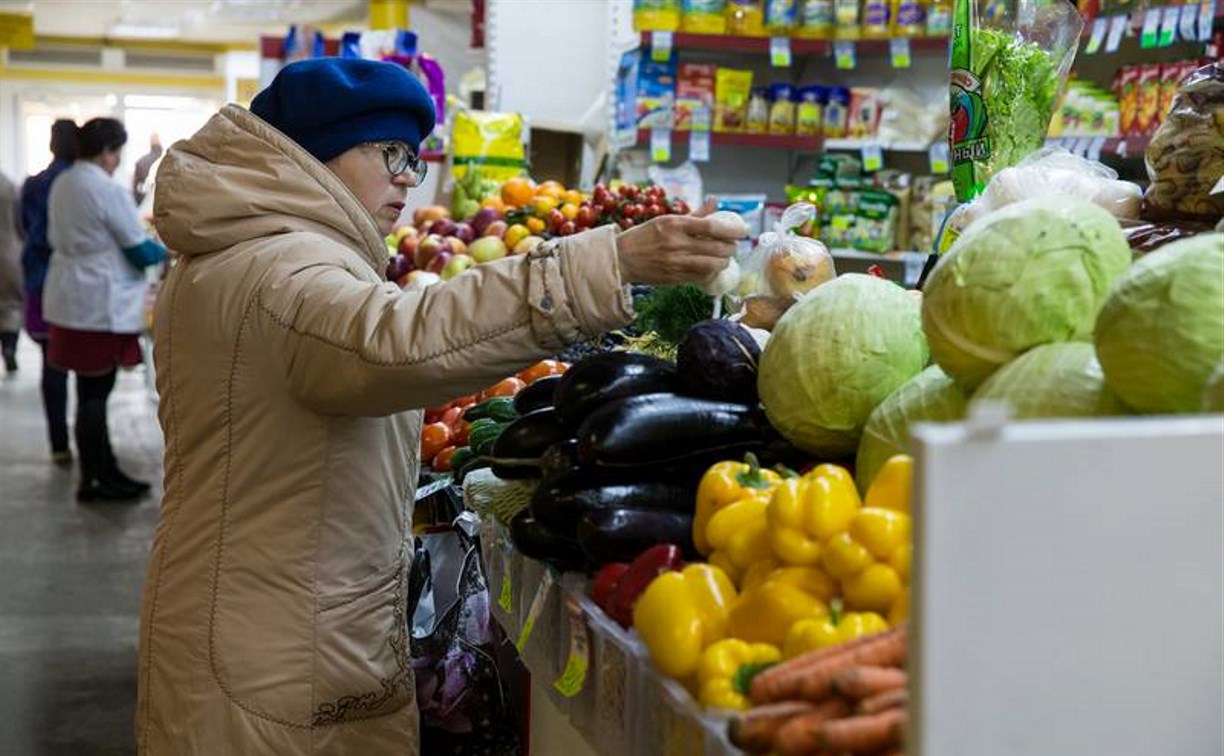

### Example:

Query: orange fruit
xmin=560 ymin=202 xmax=579 ymax=221
xmin=562 ymin=189 xmax=585 ymax=206
xmin=532 ymin=195 xmax=559 ymax=216
xmin=536 ymin=180 xmax=565 ymax=198
xmin=504 ymin=223 xmax=531 ymax=250
xmin=525 ymin=216 xmax=546 ymax=234
xmin=501 ymin=177 xmax=536 ymax=208
xmin=484 ymin=377 xmax=526 ymax=398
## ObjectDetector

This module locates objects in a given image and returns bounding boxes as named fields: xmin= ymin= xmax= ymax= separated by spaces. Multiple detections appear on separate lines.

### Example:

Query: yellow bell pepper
xmin=821 ymin=507 xmax=911 ymax=616
xmin=740 ymin=564 xmax=838 ymax=602
xmin=864 ymin=454 xmax=913 ymax=513
xmin=633 ymin=563 xmax=738 ymax=680
xmin=727 ymin=578 xmax=828 ymax=647
xmin=694 ymin=454 xmax=784 ymax=555
xmin=781 ymin=599 xmax=890 ymax=659
xmin=767 ymin=464 xmax=862 ymax=566
xmin=696 ymin=638 xmax=782 ymax=710
xmin=705 ymin=497 xmax=773 ymax=586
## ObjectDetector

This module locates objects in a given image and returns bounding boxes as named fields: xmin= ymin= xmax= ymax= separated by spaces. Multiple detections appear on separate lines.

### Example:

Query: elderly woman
xmin=138 ymin=58 xmax=740 ymax=755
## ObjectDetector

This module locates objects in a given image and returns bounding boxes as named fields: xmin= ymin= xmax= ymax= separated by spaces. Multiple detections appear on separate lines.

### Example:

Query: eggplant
xmin=508 ymin=510 xmax=587 ymax=572
xmin=576 ymin=508 xmax=699 ymax=565
xmin=676 ymin=319 xmax=761 ymax=405
xmin=530 ymin=473 xmax=697 ymax=539
xmin=540 ymin=439 xmax=581 ymax=482
xmin=513 ymin=375 xmax=563 ymax=416
xmin=577 ymin=393 xmax=775 ymax=467
xmin=491 ymin=407 xmax=569 ymax=461
xmin=490 ymin=462 xmax=542 ymax=480
xmin=553 ymin=352 xmax=678 ymax=429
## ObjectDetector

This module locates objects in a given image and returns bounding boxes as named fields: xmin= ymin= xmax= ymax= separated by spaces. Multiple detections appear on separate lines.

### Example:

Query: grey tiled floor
xmin=1 ymin=335 xmax=163 ymax=756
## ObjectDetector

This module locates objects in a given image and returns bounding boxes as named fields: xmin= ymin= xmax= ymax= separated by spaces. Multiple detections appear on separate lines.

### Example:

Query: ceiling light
xmin=108 ymin=23 xmax=181 ymax=39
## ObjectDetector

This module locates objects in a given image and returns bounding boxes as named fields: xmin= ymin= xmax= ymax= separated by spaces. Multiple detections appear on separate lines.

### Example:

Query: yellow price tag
xmin=553 ymin=595 xmax=590 ymax=698
xmin=498 ymin=572 xmax=512 ymax=614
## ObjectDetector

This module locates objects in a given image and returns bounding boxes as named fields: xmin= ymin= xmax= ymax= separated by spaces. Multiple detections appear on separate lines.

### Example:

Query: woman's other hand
xmin=615 ymin=198 xmax=746 ymax=285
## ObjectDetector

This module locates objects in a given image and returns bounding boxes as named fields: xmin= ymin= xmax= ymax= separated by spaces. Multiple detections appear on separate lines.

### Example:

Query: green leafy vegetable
xmin=634 ymin=285 xmax=713 ymax=345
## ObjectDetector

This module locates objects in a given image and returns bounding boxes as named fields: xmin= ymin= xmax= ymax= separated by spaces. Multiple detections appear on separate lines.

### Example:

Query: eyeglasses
xmin=368 ymin=141 xmax=427 ymax=186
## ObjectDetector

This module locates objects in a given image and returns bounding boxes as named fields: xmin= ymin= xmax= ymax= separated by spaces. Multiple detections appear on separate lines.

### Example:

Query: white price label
xmin=1106 ymin=15 xmax=1128 ymax=52
xmin=651 ymin=128 xmax=672 ymax=163
xmin=1200 ymin=0 xmax=1216 ymax=41
xmin=834 ymin=40 xmax=857 ymax=70
xmin=1115 ymin=138 xmax=1129 ymax=158
xmin=770 ymin=36 xmax=792 ymax=67
xmin=1087 ymin=137 xmax=1107 ymax=162
xmin=1140 ymin=7 xmax=1161 ymax=47
xmin=1085 ymin=18 xmax=1108 ymax=54
xmin=689 ymin=130 xmax=710 ymax=162
xmin=1159 ymin=5 xmax=1180 ymax=45
xmin=928 ymin=141 xmax=950 ymax=174
xmin=650 ymin=31 xmax=673 ymax=62
xmin=515 ymin=567 xmax=556 ymax=653
xmin=1179 ymin=3 xmax=1200 ymax=41
xmin=691 ymin=105 xmax=712 ymax=132
xmin=889 ymin=37 xmax=912 ymax=68
xmin=861 ymin=143 xmax=884 ymax=172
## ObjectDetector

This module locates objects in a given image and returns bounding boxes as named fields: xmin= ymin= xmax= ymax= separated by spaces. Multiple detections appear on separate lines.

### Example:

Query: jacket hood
xmin=153 ymin=104 xmax=387 ymax=272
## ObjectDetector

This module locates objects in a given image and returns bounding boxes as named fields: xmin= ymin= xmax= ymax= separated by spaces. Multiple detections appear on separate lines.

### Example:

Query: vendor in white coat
xmin=44 ymin=117 xmax=167 ymax=502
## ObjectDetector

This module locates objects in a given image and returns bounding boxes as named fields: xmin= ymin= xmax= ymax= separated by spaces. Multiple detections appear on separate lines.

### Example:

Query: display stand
xmin=911 ymin=413 xmax=1224 ymax=756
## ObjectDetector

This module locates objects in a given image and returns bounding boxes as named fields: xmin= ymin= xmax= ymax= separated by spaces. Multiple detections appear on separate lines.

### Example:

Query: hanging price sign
xmin=834 ymin=40 xmax=857 ymax=70
xmin=770 ymin=36 xmax=792 ymax=67
xmin=1085 ymin=18 xmax=1108 ymax=54
xmin=890 ymin=37 xmax=912 ymax=68
xmin=1105 ymin=15 xmax=1128 ymax=52
xmin=650 ymin=31 xmax=673 ymax=62
xmin=651 ymin=128 xmax=672 ymax=163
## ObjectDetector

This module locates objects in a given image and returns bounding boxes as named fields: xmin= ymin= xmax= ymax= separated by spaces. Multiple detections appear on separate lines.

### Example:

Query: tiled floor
xmin=0 ymin=335 xmax=163 ymax=756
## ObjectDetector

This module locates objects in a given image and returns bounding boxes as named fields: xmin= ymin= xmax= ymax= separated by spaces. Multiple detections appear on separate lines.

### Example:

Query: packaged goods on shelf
xmin=727 ymin=0 xmax=767 ymax=35
xmin=637 ymin=55 xmax=678 ymax=130
xmin=895 ymin=0 xmax=927 ymax=36
xmin=768 ymin=83 xmax=798 ymax=135
xmin=715 ymin=68 xmax=754 ymax=131
xmin=746 ymin=86 xmax=771 ymax=133
xmin=795 ymin=86 xmax=825 ymax=136
xmin=675 ymin=63 xmax=717 ymax=131
xmin=796 ymin=0 xmax=835 ymax=37
xmin=1142 ymin=62 xmax=1224 ymax=223
xmin=835 ymin=0 xmax=862 ymax=37
xmin=1049 ymin=79 xmax=1120 ymax=138
xmin=635 ymin=0 xmax=683 ymax=31
xmin=823 ymin=86 xmax=852 ymax=138
xmin=862 ymin=0 xmax=893 ymax=37
xmin=682 ymin=0 xmax=728 ymax=33
xmin=764 ymin=0 xmax=799 ymax=33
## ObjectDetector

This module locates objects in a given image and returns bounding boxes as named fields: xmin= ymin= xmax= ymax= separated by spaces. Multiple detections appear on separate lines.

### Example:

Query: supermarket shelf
xmin=639 ymin=31 xmax=950 ymax=56
xmin=1045 ymin=135 xmax=1151 ymax=158
xmin=636 ymin=128 xmax=822 ymax=150
xmin=831 ymin=248 xmax=931 ymax=288
xmin=824 ymin=138 xmax=933 ymax=152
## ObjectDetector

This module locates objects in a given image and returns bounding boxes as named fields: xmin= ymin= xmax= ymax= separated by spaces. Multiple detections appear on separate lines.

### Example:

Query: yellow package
xmin=635 ymin=0 xmax=682 ymax=31
xmin=764 ymin=0 xmax=799 ymax=33
xmin=682 ymin=0 xmax=728 ymax=32
xmin=746 ymin=87 xmax=771 ymax=134
xmin=726 ymin=0 xmax=766 ymax=36
xmin=768 ymin=83 xmax=796 ymax=135
xmin=715 ymin=68 xmax=754 ymax=132
xmin=795 ymin=86 xmax=824 ymax=136
xmin=834 ymin=0 xmax=861 ymax=38
xmin=450 ymin=110 xmax=527 ymax=182
xmin=796 ymin=0 xmax=835 ymax=38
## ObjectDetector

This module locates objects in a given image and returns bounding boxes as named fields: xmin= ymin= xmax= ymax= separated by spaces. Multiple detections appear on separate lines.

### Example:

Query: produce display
xmin=634 ymin=0 xmax=951 ymax=39
xmin=384 ymin=178 xmax=691 ymax=290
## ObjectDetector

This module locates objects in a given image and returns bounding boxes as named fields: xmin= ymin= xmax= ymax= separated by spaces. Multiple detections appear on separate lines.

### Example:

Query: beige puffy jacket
xmin=138 ymin=105 xmax=633 ymax=755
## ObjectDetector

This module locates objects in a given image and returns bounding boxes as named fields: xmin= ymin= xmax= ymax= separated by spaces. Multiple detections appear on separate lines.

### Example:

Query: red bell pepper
xmin=592 ymin=562 xmax=629 ymax=609
xmin=604 ymin=544 xmax=685 ymax=628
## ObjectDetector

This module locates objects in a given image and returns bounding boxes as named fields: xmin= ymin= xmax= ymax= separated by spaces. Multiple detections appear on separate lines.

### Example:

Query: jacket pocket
xmin=311 ymin=562 xmax=413 ymax=727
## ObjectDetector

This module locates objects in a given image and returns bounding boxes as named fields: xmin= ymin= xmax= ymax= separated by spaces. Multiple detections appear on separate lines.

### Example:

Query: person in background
xmin=131 ymin=133 xmax=162 ymax=207
xmin=44 ymin=117 xmax=167 ymax=502
xmin=20 ymin=118 xmax=77 ymax=465
xmin=138 ymin=58 xmax=740 ymax=755
xmin=0 ymin=173 xmax=22 ymax=373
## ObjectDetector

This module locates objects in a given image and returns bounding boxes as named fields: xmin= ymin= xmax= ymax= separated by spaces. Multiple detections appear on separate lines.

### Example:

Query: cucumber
xmin=464 ymin=397 xmax=518 ymax=423
xmin=469 ymin=418 xmax=509 ymax=456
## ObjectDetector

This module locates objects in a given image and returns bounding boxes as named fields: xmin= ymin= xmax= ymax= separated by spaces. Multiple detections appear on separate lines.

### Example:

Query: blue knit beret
xmin=250 ymin=58 xmax=436 ymax=164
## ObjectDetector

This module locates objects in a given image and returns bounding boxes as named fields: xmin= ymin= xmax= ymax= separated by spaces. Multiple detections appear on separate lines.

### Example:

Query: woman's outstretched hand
xmin=615 ymin=198 xmax=745 ymax=285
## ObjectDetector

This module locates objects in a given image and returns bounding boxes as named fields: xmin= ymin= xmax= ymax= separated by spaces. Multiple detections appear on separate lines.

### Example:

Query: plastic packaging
xmin=764 ymin=0 xmax=799 ymax=32
xmin=742 ymin=203 xmax=837 ymax=299
xmin=451 ymin=110 xmax=527 ymax=182
xmin=823 ymin=86 xmax=851 ymax=137
xmin=637 ymin=56 xmax=678 ymax=130
xmin=937 ymin=147 xmax=1144 ymax=251
xmin=848 ymin=88 xmax=882 ymax=139
xmin=726 ymin=0 xmax=766 ymax=35
xmin=768 ymin=82 xmax=797 ymax=134
xmin=635 ymin=0 xmax=683 ymax=30
xmin=862 ymin=0 xmax=892 ymax=37
xmin=796 ymin=0 xmax=835 ymax=37
xmin=948 ymin=0 xmax=1085 ymax=201
xmin=682 ymin=0 xmax=728 ymax=32
xmin=894 ymin=0 xmax=926 ymax=35
xmin=648 ymin=160 xmax=706 ymax=210
xmin=927 ymin=0 xmax=952 ymax=35
xmin=795 ymin=86 xmax=825 ymax=136
xmin=746 ymin=87 xmax=771 ymax=133
xmin=1135 ymin=64 xmax=1163 ymax=137
xmin=1142 ymin=62 xmax=1224 ymax=223
xmin=675 ymin=63 xmax=717 ymax=131
xmin=715 ymin=68 xmax=754 ymax=132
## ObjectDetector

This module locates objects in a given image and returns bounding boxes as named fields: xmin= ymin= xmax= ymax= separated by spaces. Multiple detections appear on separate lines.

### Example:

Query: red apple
xmin=413 ymin=205 xmax=450 ymax=227
xmin=482 ymin=220 xmax=508 ymax=238
xmin=385 ymin=253 xmax=413 ymax=281
xmin=469 ymin=207 xmax=502 ymax=236
xmin=398 ymin=233 xmax=419 ymax=257
xmin=425 ymin=250 xmax=454 ymax=275
xmin=440 ymin=253 xmax=476 ymax=280
xmin=415 ymin=233 xmax=451 ymax=271
xmin=453 ymin=222 xmax=475 ymax=244
xmin=559 ymin=221 xmax=577 ymax=236
xmin=431 ymin=218 xmax=458 ymax=238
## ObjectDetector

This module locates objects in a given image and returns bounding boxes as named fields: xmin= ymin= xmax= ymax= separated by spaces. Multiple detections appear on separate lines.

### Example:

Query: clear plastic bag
xmin=1142 ymin=62 xmax=1224 ymax=223
xmin=937 ymin=147 xmax=1143 ymax=252
xmin=741 ymin=203 xmax=836 ymax=300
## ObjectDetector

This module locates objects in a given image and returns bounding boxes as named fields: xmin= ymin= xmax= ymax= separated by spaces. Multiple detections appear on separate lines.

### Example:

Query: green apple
xmin=469 ymin=236 xmax=508 ymax=263
xmin=440 ymin=253 xmax=476 ymax=280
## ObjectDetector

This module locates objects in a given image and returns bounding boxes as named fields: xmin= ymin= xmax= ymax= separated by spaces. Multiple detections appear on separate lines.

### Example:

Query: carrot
xmin=750 ymin=625 xmax=907 ymax=704
xmin=856 ymin=687 xmax=908 ymax=715
xmin=727 ymin=701 xmax=817 ymax=754
xmin=815 ymin=708 xmax=906 ymax=753
xmin=831 ymin=666 xmax=907 ymax=700
xmin=770 ymin=698 xmax=855 ymax=756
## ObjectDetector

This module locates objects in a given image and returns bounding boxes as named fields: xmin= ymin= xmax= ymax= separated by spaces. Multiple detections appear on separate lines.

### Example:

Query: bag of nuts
xmin=1142 ymin=61 xmax=1224 ymax=223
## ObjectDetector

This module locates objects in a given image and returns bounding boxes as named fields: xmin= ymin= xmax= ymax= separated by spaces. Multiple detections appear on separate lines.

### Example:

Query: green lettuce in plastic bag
xmin=949 ymin=0 xmax=1083 ymax=201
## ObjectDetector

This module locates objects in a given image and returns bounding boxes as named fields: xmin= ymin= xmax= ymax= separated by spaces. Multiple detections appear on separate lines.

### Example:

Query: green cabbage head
xmin=855 ymin=365 xmax=968 ymax=493
xmin=973 ymin=342 xmax=1128 ymax=419
xmin=759 ymin=274 xmax=929 ymax=457
xmin=922 ymin=195 xmax=1132 ymax=391
xmin=1094 ymin=233 xmax=1224 ymax=414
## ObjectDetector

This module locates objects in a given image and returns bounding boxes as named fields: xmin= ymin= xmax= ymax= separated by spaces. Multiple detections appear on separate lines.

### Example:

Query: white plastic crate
xmin=479 ymin=517 xmax=520 ymax=635
xmin=583 ymin=597 xmax=646 ymax=756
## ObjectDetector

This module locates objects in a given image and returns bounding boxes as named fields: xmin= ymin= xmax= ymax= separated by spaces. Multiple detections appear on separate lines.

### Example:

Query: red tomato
xmin=431 ymin=445 xmax=459 ymax=472
xmin=575 ymin=205 xmax=595 ymax=229
xmin=440 ymin=406 xmax=464 ymax=431
xmin=424 ymin=407 xmax=446 ymax=424
xmin=518 ymin=359 xmax=567 ymax=385
xmin=617 ymin=217 xmax=634 ymax=230
xmin=420 ymin=422 xmax=452 ymax=462
xmin=620 ymin=185 xmax=640 ymax=200
xmin=484 ymin=377 xmax=526 ymax=398
xmin=673 ymin=200 xmax=691 ymax=215
xmin=452 ymin=421 xmax=470 ymax=446
xmin=644 ymin=202 xmax=663 ymax=219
